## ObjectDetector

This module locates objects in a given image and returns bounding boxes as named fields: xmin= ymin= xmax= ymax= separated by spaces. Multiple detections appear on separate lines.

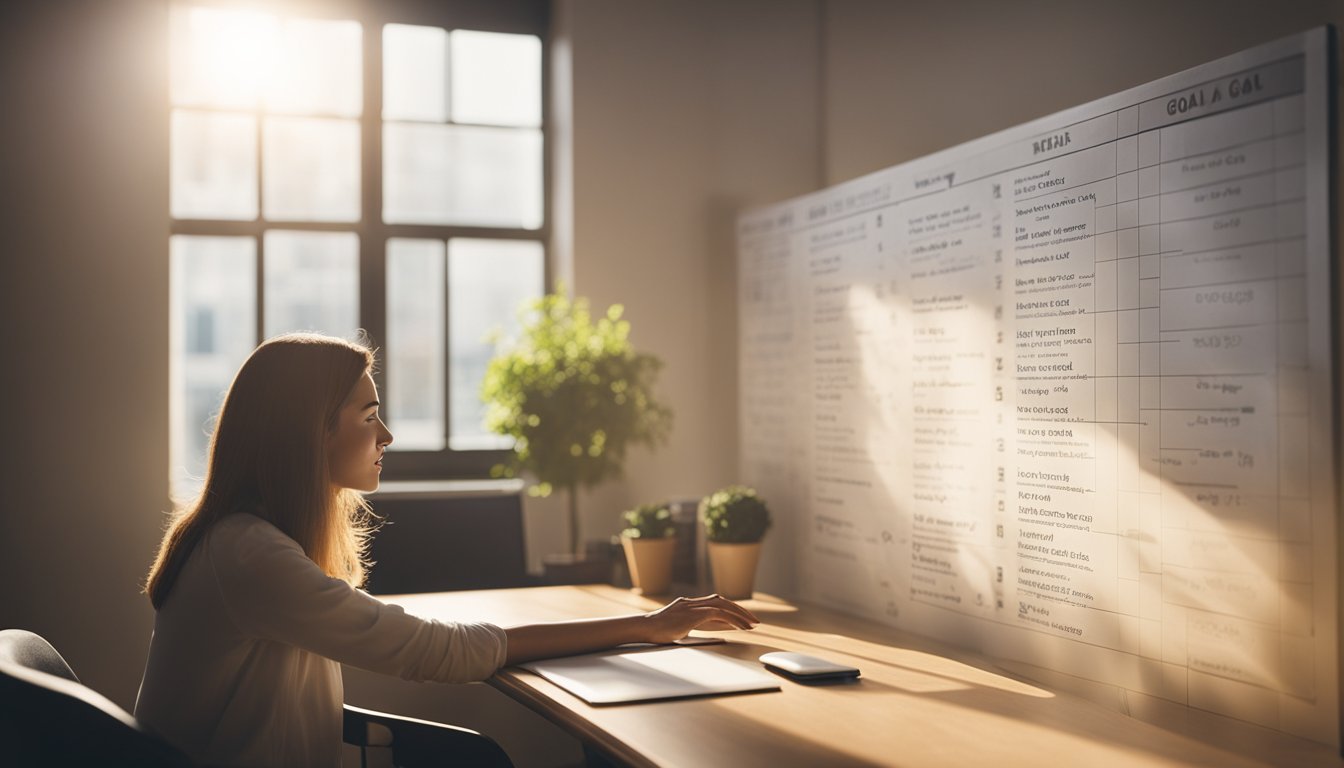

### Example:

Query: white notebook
xmin=521 ymin=646 xmax=781 ymax=705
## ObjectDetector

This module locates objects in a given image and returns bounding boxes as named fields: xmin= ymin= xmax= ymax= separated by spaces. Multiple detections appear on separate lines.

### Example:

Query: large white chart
xmin=738 ymin=29 xmax=1337 ymax=744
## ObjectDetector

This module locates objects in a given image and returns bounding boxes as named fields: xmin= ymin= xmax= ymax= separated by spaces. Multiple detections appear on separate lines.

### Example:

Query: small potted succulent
xmin=619 ymin=502 xmax=677 ymax=595
xmin=700 ymin=486 xmax=772 ymax=599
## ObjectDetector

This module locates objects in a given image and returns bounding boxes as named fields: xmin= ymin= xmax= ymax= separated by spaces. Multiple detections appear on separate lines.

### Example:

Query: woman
xmin=136 ymin=333 xmax=758 ymax=767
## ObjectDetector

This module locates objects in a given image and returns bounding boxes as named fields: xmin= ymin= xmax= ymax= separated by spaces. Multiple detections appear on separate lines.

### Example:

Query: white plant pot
xmin=707 ymin=541 xmax=762 ymax=599
xmin=621 ymin=536 xmax=677 ymax=595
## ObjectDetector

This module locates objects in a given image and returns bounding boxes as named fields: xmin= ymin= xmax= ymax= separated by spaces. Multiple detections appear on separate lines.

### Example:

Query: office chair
xmin=0 ymin=629 xmax=190 ymax=766
xmin=0 ymin=629 xmax=513 ymax=768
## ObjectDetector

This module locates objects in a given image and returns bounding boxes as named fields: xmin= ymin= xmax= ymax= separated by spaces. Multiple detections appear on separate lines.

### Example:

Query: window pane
xmin=170 ymin=235 xmax=256 ymax=498
xmin=263 ymin=117 xmax=360 ymax=222
xmin=170 ymin=6 xmax=278 ymax=109
xmin=384 ymin=123 xmax=542 ymax=228
xmin=386 ymin=239 xmax=446 ymax=451
xmin=383 ymin=24 xmax=447 ymax=122
xmin=450 ymin=30 xmax=542 ymax=127
xmin=263 ymin=230 xmax=360 ymax=338
xmin=171 ymin=110 xmax=258 ymax=220
xmin=266 ymin=18 xmax=362 ymax=117
xmin=448 ymin=238 xmax=545 ymax=449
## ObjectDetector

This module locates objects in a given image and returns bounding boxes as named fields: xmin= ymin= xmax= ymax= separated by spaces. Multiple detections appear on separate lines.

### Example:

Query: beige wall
xmin=823 ymin=0 xmax=1343 ymax=184
xmin=536 ymin=0 xmax=823 ymax=586
xmin=0 ymin=0 xmax=170 ymax=709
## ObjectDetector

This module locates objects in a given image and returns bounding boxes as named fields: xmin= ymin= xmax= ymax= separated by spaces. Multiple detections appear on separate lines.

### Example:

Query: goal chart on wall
xmin=738 ymin=29 xmax=1337 ymax=743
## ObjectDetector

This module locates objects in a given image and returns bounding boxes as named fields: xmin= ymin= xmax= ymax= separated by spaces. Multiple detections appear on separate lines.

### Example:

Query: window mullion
xmin=362 ymin=13 xmax=389 ymax=407
xmin=254 ymin=106 xmax=266 ymax=346
xmin=539 ymin=31 xmax=553 ymax=293
xmin=381 ymin=223 xmax=545 ymax=241
xmin=441 ymin=241 xmax=453 ymax=450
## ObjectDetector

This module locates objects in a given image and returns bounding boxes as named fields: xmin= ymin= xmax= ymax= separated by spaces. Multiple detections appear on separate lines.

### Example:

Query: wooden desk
xmin=391 ymin=585 xmax=1341 ymax=767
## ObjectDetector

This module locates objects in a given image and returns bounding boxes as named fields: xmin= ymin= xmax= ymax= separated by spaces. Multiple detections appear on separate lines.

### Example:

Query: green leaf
xmin=481 ymin=288 xmax=674 ymax=548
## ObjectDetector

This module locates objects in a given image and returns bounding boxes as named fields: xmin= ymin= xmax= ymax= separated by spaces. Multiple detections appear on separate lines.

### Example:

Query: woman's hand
xmin=642 ymin=594 xmax=760 ymax=644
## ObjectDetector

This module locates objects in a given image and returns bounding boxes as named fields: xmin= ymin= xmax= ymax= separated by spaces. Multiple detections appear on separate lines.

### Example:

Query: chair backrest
xmin=0 ymin=629 xmax=80 ymax=681
xmin=0 ymin=629 xmax=192 ymax=767
xmin=364 ymin=486 xmax=533 ymax=594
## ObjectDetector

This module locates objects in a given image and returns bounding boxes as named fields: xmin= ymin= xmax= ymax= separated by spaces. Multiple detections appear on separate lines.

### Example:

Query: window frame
xmin=169 ymin=0 xmax=551 ymax=482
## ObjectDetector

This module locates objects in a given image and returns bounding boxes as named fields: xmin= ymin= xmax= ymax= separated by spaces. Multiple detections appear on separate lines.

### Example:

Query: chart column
xmin=1102 ymin=105 xmax=1142 ymax=656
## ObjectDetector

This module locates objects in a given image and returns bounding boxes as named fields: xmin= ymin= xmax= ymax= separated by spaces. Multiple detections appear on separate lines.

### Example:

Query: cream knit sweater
xmin=135 ymin=513 xmax=506 ymax=767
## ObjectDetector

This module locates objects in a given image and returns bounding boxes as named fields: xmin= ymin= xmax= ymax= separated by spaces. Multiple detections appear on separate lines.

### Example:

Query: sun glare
xmin=171 ymin=7 xmax=279 ymax=110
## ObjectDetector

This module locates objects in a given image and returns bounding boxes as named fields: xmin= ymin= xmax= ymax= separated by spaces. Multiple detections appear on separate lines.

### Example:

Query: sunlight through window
xmin=170 ymin=4 xmax=547 ymax=497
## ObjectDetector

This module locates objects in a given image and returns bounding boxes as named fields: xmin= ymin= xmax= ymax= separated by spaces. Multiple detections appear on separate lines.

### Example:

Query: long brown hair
xmin=146 ymin=333 xmax=378 ymax=609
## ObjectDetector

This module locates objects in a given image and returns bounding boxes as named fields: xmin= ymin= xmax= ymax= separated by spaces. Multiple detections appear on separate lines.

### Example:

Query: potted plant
xmin=700 ymin=486 xmax=772 ymax=599
xmin=619 ymin=502 xmax=677 ymax=595
xmin=481 ymin=289 xmax=673 ymax=581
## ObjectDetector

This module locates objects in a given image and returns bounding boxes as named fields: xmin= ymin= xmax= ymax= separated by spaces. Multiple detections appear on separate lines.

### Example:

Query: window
xmin=168 ymin=2 xmax=548 ymax=497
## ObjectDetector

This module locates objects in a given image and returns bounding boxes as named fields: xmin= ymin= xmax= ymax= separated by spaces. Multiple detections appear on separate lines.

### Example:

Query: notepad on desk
xmin=521 ymin=646 xmax=780 ymax=705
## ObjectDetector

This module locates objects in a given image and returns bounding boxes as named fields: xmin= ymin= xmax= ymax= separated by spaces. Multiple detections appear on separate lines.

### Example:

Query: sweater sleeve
xmin=205 ymin=514 xmax=506 ymax=683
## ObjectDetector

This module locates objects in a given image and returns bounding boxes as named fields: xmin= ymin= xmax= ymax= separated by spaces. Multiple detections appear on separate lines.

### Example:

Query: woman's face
xmin=327 ymin=371 xmax=393 ymax=492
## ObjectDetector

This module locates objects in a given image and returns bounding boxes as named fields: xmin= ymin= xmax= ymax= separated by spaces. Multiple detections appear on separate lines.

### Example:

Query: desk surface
xmin=392 ymin=585 xmax=1341 ymax=768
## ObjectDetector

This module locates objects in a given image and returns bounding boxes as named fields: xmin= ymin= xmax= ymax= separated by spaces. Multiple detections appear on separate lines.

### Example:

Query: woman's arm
xmin=504 ymin=595 xmax=760 ymax=665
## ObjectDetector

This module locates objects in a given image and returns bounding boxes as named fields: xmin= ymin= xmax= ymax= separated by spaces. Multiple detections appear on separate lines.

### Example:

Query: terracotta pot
xmin=707 ymin=541 xmax=762 ymax=599
xmin=621 ymin=536 xmax=676 ymax=595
